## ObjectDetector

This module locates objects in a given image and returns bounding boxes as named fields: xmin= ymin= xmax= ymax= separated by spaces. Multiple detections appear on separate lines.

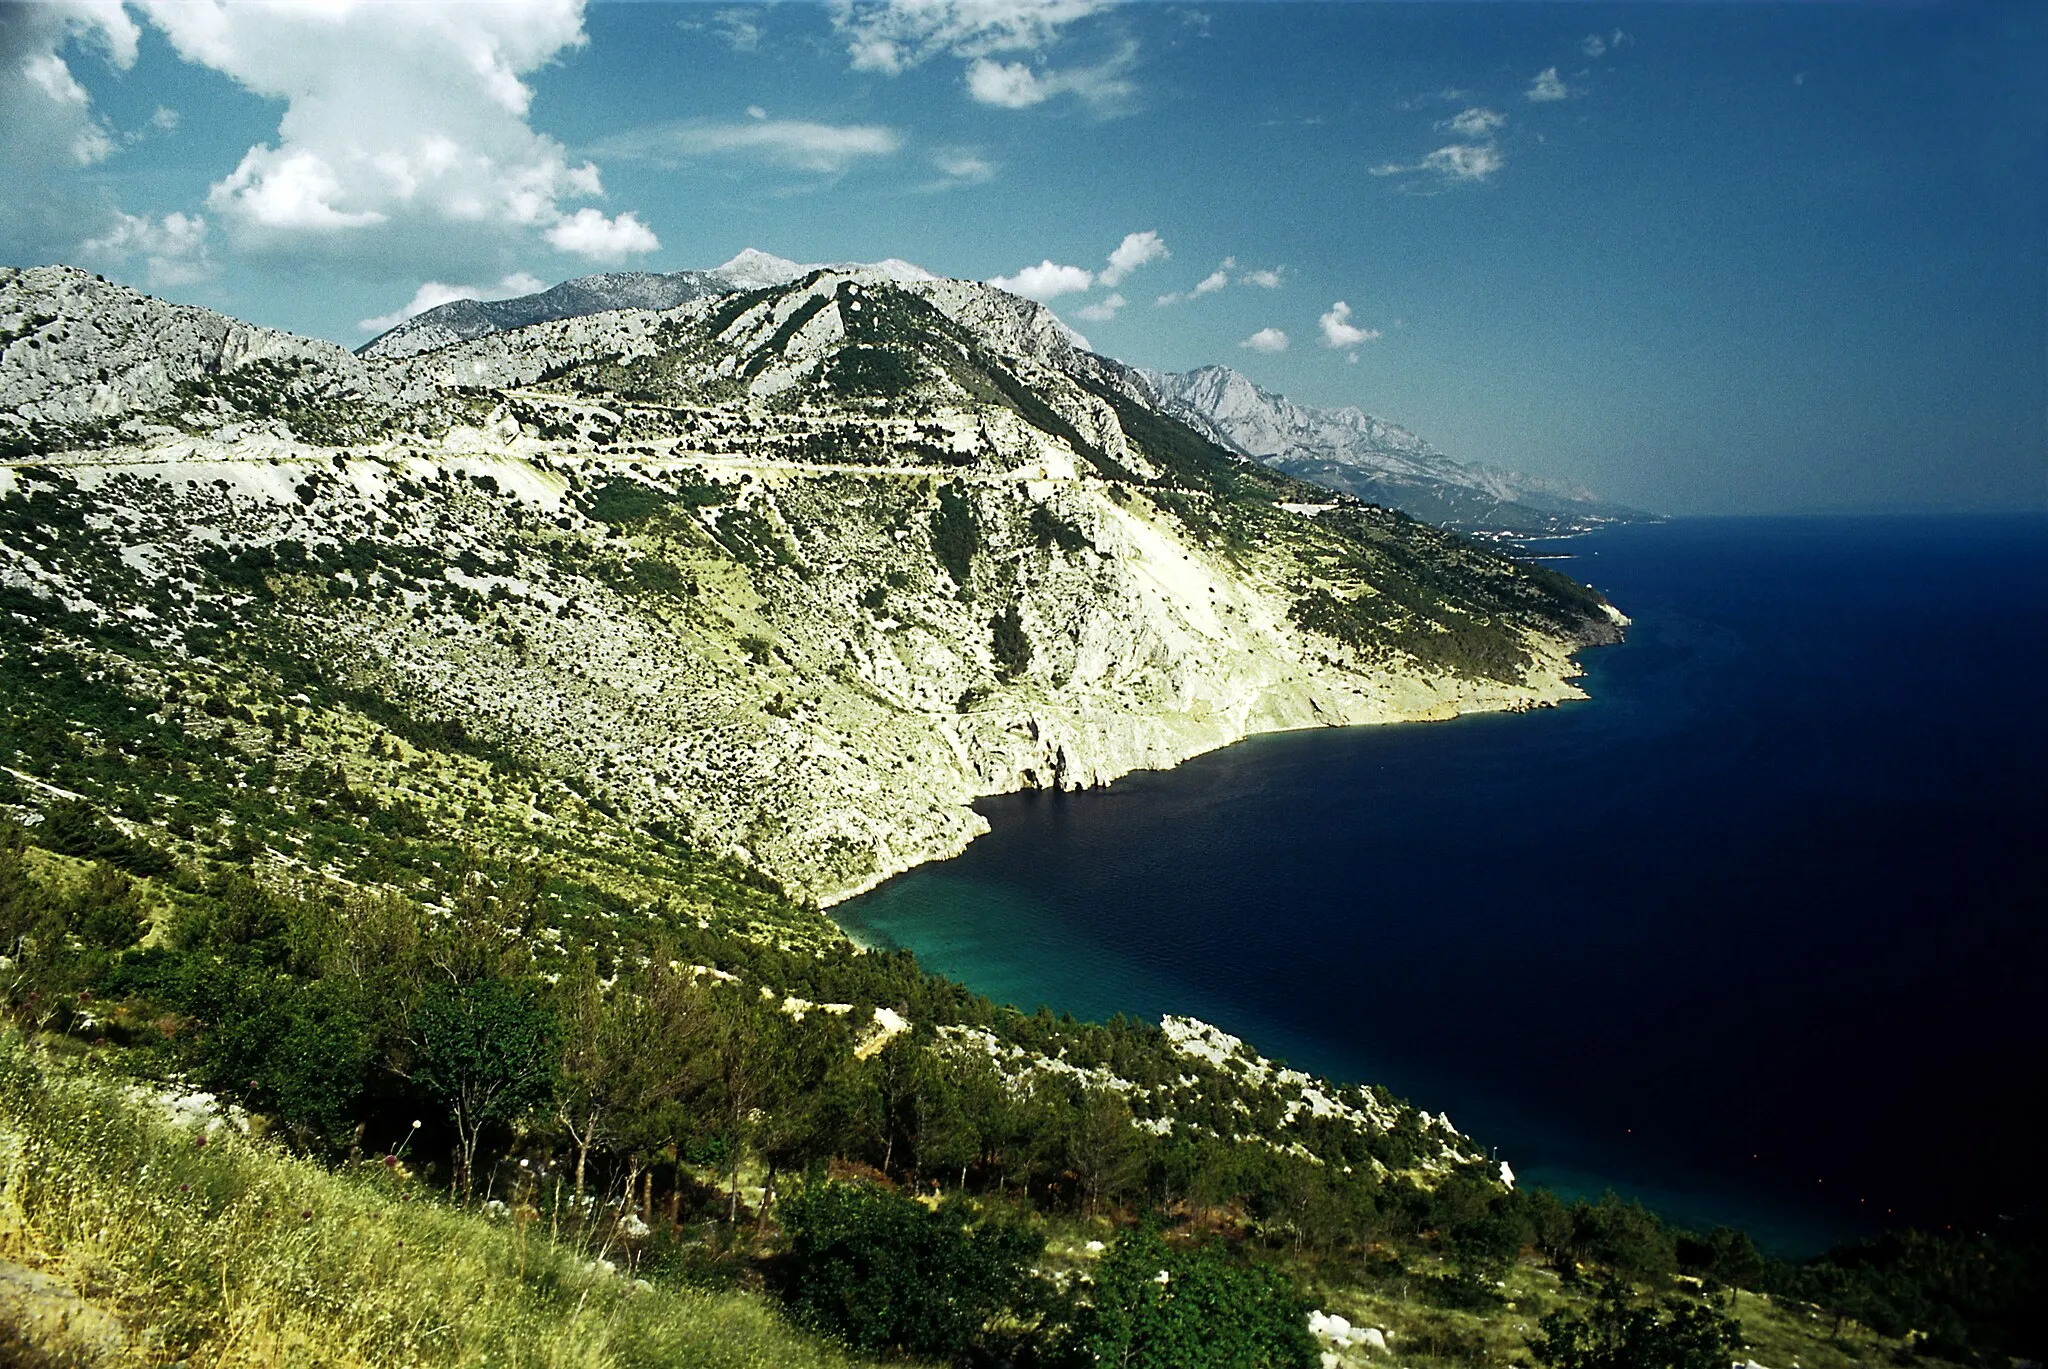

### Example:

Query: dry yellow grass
xmin=0 ymin=1036 xmax=885 ymax=1368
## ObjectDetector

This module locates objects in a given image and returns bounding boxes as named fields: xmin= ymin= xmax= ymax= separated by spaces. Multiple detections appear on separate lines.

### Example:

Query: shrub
xmin=776 ymin=1179 xmax=1044 ymax=1359
xmin=1059 ymin=1227 xmax=1318 ymax=1369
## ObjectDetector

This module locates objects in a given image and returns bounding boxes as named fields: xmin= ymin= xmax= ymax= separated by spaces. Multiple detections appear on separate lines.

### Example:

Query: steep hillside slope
xmin=2 ymin=264 xmax=1621 ymax=904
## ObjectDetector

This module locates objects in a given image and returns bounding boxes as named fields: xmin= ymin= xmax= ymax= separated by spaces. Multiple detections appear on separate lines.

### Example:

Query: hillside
xmin=1 ymin=263 xmax=1623 ymax=906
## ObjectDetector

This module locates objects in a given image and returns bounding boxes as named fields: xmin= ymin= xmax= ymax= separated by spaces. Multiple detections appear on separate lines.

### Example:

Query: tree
xmin=1532 ymin=1283 xmax=1743 ymax=1369
xmin=1068 ymin=1088 xmax=1143 ymax=1218
xmin=991 ymin=603 xmax=1032 ymax=678
xmin=71 ymin=863 xmax=146 ymax=951
xmin=1061 ymin=1227 xmax=1318 ymax=1369
xmin=554 ymin=956 xmax=704 ymax=1202
xmin=412 ymin=977 xmax=559 ymax=1199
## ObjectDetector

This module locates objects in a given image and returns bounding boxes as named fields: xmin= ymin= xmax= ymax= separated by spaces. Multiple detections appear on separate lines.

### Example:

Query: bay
xmin=836 ymin=515 xmax=2048 ymax=1255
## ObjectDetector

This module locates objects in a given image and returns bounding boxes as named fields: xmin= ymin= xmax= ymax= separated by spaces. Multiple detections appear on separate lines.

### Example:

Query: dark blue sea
xmin=836 ymin=516 xmax=2048 ymax=1255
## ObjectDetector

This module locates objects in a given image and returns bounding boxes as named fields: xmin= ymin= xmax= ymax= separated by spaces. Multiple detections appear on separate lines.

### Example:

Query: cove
xmin=836 ymin=515 xmax=2048 ymax=1256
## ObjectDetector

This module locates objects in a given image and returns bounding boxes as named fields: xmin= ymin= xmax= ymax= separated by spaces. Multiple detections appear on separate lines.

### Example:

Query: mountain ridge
xmin=1142 ymin=363 xmax=1652 ymax=535
xmin=355 ymin=249 xmax=938 ymax=362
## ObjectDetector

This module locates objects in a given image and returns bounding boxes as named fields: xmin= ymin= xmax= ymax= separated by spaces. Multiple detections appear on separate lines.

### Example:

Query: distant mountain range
xmin=356 ymin=250 xmax=1650 ymax=533
xmin=356 ymin=249 xmax=936 ymax=360
xmin=1141 ymin=365 xmax=1651 ymax=536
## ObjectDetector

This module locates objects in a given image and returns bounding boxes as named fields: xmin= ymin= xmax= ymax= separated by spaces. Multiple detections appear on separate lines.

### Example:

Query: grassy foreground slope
xmin=0 ymin=1036 xmax=873 ymax=1369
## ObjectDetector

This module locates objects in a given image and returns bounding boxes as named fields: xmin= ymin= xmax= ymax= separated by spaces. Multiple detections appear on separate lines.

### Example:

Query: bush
xmin=1059 ymin=1227 xmax=1318 ymax=1369
xmin=1532 ymin=1283 xmax=1742 ymax=1369
xmin=776 ymin=1179 xmax=1044 ymax=1359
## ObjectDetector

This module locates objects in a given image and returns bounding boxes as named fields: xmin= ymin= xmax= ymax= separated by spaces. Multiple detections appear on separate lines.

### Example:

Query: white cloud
xmin=1099 ymin=229 xmax=1168 ymax=286
xmin=545 ymin=208 xmax=659 ymax=261
xmin=127 ymin=0 xmax=650 ymax=267
xmin=1373 ymin=142 xmax=1504 ymax=187
xmin=1 ymin=1 xmax=140 ymax=173
xmin=832 ymin=0 xmax=1114 ymax=76
xmin=1073 ymin=291 xmax=1126 ymax=321
xmin=597 ymin=119 xmax=901 ymax=174
xmin=151 ymin=104 xmax=180 ymax=132
xmin=964 ymin=46 xmax=1135 ymax=113
xmin=1422 ymin=143 xmax=1504 ymax=182
xmin=833 ymin=1 xmax=1134 ymax=113
xmin=1443 ymin=106 xmax=1505 ymax=139
xmin=1581 ymin=33 xmax=1607 ymax=58
xmin=989 ymin=260 xmax=1095 ymax=301
xmin=357 ymin=271 xmax=547 ymax=333
xmin=1193 ymin=268 xmax=1228 ymax=296
xmin=79 ymin=210 xmax=213 ymax=286
xmin=1319 ymin=301 xmax=1380 ymax=350
xmin=926 ymin=149 xmax=995 ymax=188
xmin=746 ymin=105 xmax=768 ymax=120
xmin=1527 ymin=67 xmax=1569 ymax=102
xmin=1240 ymin=266 xmax=1285 ymax=289
xmin=1240 ymin=327 xmax=1288 ymax=354
xmin=710 ymin=8 xmax=764 ymax=52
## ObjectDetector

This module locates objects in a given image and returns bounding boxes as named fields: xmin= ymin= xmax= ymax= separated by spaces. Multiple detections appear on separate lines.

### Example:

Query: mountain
xmin=1142 ymin=364 xmax=1653 ymax=535
xmin=2 ymin=262 xmax=1621 ymax=904
xmin=356 ymin=248 xmax=937 ymax=361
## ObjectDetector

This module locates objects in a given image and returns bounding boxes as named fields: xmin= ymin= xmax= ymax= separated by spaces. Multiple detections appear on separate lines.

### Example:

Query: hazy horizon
xmin=4 ymin=0 xmax=2042 ymax=517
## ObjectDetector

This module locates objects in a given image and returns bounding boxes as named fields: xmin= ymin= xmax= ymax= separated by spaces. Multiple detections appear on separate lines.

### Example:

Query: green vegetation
xmin=0 ymin=1036 xmax=875 ymax=1369
xmin=990 ymin=603 xmax=1032 ymax=678
xmin=929 ymin=480 xmax=979 ymax=587
xmin=1532 ymin=1284 xmax=1742 ymax=1369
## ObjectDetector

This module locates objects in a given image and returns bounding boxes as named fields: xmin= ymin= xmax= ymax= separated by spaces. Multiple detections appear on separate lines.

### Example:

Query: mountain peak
xmin=707 ymin=248 xmax=811 ymax=290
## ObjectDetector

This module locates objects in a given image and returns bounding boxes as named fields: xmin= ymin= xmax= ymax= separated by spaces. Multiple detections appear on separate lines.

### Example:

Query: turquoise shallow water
xmin=836 ymin=516 xmax=2048 ymax=1256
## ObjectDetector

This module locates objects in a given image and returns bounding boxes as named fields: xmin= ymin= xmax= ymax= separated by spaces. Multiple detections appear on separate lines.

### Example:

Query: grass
xmin=0 ymin=1036 xmax=883 ymax=1369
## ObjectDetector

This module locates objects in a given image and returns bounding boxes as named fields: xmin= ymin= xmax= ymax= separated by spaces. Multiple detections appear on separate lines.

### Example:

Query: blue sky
xmin=3 ymin=0 xmax=2042 ymax=515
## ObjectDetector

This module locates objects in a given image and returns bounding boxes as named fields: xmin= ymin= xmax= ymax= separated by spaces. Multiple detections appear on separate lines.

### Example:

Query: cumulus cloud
xmin=1 ymin=1 xmax=140 ymax=173
xmin=545 ymin=208 xmax=659 ymax=261
xmin=1073 ymin=291 xmax=1126 ymax=321
xmin=79 ymin=210 xmax=213 ymax=286
xmin=989 ymin=260 xmax=1095 ymax=301
xmin=1240 ymin=266 xmax=1285 ymax=289
xmin=600 ymin=118 xmax=902 ymax=174
xmin=1526 ymin=67 xmax=1569 ymax=102
xmin=357 ymin=271 xmax=547 ymax=333
xmin=1580 ymin=33 xmax=1607 ymax=58
xmin=1099 ymin=229 xmax=1167 ymax=286
xmin=1240 ymin=327 xmax=1288 ymax=353
xmin=1319 ymin=301 xmax=1380 ymax=351
xmin=1443 ymin=106 xmax=1505 ymax=139
xmin=125 ymin=0 xmax=653 ymax=267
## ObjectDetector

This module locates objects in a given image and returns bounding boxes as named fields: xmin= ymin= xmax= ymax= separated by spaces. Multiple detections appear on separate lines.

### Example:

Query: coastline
xmin=814 ymin=625 xmax=1613 ymax=909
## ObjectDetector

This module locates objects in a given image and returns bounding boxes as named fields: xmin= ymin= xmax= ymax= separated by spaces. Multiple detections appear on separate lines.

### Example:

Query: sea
xmin=835 ymin=515 xmax=2048 ymax=1256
